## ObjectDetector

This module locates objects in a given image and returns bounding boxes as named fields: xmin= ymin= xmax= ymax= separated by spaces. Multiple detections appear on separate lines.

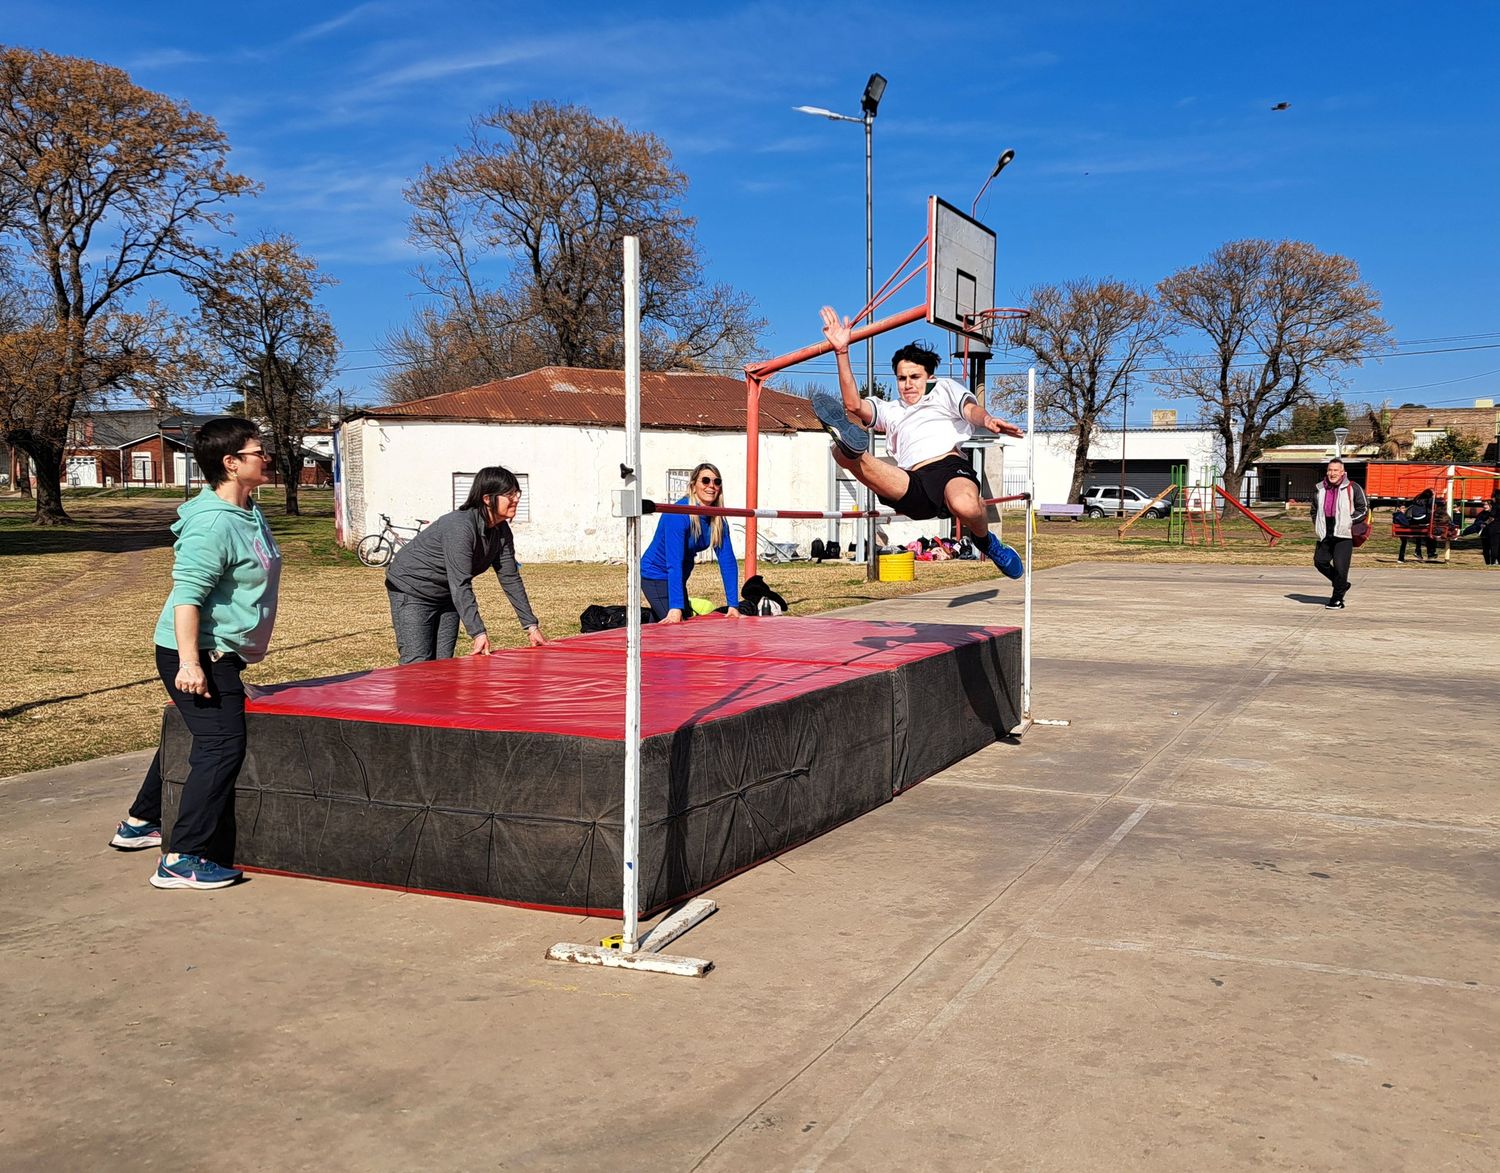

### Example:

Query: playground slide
xmin=1214 ymin=485 xmax=1282 ymax=546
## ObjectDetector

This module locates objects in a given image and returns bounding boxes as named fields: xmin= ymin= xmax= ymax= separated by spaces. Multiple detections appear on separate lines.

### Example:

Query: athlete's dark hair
xmin=890 ymin=340 xmax=940 ymax=376
xmin=193 ymin=417 xmax=261 ymax=488
xmin=460 ymin=465 xmax=521 ymax=512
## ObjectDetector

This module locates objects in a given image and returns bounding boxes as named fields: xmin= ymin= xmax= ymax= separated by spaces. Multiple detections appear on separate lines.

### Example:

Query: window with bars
xmin=452 ymin=471 xmax=530 ymax=522
xmin=666 ymin=468 xmax=693 ymax=502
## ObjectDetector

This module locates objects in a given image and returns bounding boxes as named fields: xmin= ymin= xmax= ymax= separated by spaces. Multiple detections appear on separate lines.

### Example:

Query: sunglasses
xmin=234 ymin=449 xmax=267 ymax=460
xmin=697 ymin=476 xmax=722 ymax=486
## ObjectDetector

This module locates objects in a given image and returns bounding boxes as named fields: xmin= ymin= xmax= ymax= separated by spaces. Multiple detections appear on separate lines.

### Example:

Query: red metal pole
xmin=745 ymin=370 xmax=763 ymax=578
xmin=745 ymin=302 xmax=927 ymax=380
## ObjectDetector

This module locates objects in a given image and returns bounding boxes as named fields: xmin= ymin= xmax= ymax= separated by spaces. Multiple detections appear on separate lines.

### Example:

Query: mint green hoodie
xmin=153 ymin=490 xmax=283 ymax=664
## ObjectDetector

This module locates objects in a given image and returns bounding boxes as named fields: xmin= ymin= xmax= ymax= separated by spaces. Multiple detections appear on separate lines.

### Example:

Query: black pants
xmin=641 ymin=577 xmax=676 ymax=622
xmin=1484 ymin=529 xmax=1500 ymax=565
xmin=129 ymin=645 xmax=246 ymax=861
xmin=1313 ymin=536 xmax=1354 ymax=599
xmin=1398 ymin=535 xmax=1435 ymax=561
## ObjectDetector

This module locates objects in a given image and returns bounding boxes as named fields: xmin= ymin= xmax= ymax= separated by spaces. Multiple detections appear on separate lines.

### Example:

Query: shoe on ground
xmin=1325 ymin=596 xmax=1345 ymax=609
xmin=984 ymin=532 xmax=1025 ymax=580
xmin=149 ymin=854 xmax=242 ymax=890
xmin=810 ymin=390 xmax=869 ymax=458
xmin=111 ymin=819 xmax=162 ymax=851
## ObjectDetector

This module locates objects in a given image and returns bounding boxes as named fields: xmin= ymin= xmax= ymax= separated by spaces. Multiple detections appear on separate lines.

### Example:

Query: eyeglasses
xmin=234 ymin=450 xmax=267 ymax=460
xmin=698 ymin=476 xmax=722 ymax=486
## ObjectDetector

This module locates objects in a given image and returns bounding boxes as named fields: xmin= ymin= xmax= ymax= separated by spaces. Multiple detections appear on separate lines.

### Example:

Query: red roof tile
xmin=362 ymin=367 xmax=822 ymax=433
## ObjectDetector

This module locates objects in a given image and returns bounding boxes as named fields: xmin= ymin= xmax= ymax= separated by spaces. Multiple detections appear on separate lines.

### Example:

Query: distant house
xmin=1384 ymin=404 xmax=1500 ymax=461
xmin=61 ymin=410 xmax=217 ymax=489
xmin=1250 ymin=401 xmax=1500 ymax=503
xmin=336 ymin=366 xmax=925 ymax=563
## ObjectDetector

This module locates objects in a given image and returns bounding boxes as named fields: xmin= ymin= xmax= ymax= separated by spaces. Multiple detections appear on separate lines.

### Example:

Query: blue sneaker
xmin=811 ymin=390 xmax=869 ymax=457
xmin=110 ymin=819 xmax=162 ymax=851
xmin=149 ymin=854 xmax=243 ymax=890
xmin=984 ymin=532 xmax=1025 ymax=580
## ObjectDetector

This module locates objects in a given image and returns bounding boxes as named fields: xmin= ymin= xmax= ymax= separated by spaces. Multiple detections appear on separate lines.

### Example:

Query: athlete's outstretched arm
xmin=820 ymin=306 xmax=875 ymax=426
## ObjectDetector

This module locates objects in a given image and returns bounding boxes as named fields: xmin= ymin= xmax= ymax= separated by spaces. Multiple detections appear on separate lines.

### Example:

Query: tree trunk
xmin=279 ymin=451 xmax=300 ymax=515
xmin=18 ymin=437 xmax=71 ymax=524
xmin=1067 ymin=416 xmax=1095 ymax=501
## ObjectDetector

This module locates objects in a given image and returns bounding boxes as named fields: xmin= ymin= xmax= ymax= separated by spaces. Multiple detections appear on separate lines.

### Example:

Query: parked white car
xmin=1080 ymin=485 xmax=1171 ymax=519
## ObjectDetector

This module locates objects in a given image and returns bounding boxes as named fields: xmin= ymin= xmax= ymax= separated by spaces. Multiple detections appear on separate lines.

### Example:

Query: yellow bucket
xmin=878 ymin=551 xmax=915 ymax=582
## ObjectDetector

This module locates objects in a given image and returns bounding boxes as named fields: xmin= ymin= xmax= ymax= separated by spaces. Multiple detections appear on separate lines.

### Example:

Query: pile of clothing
xmin=902 ymin=536 xmax=979 ymax=562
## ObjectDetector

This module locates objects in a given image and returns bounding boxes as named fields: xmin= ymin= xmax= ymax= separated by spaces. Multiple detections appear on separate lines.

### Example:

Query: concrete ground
xmin=2 ymin=561 xmax=1496 ymax=1171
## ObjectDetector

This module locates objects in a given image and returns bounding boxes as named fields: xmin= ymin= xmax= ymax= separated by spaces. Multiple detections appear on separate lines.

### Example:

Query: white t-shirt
xmin=867 ymin=377 xmax=977 ymax=470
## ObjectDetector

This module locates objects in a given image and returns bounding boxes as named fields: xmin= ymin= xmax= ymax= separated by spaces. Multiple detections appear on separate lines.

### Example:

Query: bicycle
xmin=356 ymin=513 xmax=430 ymax=567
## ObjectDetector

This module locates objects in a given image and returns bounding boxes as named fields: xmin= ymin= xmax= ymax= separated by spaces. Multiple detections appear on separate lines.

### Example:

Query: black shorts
xmin=878 ymin=453 xmax=979 ymax=521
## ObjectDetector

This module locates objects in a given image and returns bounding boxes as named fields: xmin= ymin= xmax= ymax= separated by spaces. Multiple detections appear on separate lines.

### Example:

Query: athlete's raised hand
xmin=820 ymin=306 xmax=853 ymax=354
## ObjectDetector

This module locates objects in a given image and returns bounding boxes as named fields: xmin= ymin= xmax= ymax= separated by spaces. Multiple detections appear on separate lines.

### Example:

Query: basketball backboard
xmin=926 ymin=196 xmax=996 ymax=343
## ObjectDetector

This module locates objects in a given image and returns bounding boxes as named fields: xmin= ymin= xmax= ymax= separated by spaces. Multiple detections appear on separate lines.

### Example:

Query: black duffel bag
xmin=580 ymin=604 xmax=655 ymax=633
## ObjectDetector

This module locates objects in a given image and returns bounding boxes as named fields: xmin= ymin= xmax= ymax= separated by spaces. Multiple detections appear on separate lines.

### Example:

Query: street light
xmin=795 ymin=71 xmax=887 ymax=580
xmin=1333 ymin=427 xmax=1349 ymax=459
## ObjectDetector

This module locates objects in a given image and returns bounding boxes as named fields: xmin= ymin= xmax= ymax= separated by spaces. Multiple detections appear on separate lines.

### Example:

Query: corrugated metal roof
xmin=362 ymin=367 xmax=822 ymax=433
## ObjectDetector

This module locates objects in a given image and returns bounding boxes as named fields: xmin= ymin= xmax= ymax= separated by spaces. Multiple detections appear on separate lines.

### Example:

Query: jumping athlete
xmin=813 ymin=306 xmax=1025 ymax=579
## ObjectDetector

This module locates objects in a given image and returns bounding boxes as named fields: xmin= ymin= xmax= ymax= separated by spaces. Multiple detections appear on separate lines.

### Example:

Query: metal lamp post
xmin=795 ymin=71 xmax=887 ymax=580
xmin=1333 ymin=427 xmax=1349 ymax=459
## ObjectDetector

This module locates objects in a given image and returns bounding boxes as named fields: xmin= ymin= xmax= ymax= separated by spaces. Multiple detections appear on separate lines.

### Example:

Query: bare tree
xmin=383 ymin=100 xmax=763 ymax=400
xmin=1000 ymin=279 xmax=1168 ymax=500
xmin=198 ymin=236 xmax=339 ymax=515
xmin=0 ymin=47 xmax=254 ymax=523
xmin=1157 ymin=240 xmax=1390 ymax=503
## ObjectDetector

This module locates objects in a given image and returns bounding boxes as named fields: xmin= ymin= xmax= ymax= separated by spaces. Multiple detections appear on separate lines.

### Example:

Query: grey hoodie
xmin=384 ymin=506 xmax=538 ymax=637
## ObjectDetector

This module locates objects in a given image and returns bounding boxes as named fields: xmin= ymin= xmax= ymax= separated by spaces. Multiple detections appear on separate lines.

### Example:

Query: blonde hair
xmin=687 ymin=462 xmax=725 ymax=549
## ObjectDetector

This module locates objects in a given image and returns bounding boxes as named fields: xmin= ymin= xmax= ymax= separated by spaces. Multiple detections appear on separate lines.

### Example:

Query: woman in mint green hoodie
xmin=110 ymin=418 xmax=282 ymax=890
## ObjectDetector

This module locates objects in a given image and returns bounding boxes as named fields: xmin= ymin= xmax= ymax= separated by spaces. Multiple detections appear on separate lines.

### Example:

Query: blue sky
xmin=10 ymin=0 xmax=1500 ymax=422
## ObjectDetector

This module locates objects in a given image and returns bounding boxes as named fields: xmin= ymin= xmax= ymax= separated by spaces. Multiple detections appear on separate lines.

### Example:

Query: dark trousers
xmin=1484 ymin=530 xmax=1500 ymax=565
xmin=1398 ymin=535 xmax=1435 ymax=561
xmin=1314 ymin=535 xmax=1354 ymax=599
xmin=641 ymin=577 xmax=674 ymax=622
xmin=388 ymin=587 xmax=461 ymax=663
xmin=129 ymin=645 xmax=246 ymax=860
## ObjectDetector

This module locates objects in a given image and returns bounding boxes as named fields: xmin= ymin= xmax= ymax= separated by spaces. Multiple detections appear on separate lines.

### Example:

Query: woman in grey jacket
xmin=384 ymin=466 xmax=546 ymax=662
xmin=1310 ymin=458 xmax=1369 ymax=610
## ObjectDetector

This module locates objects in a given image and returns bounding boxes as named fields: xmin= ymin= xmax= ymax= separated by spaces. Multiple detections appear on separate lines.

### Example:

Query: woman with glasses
xmin=110 ymin=418 xmax=282 ymax=890
xmin=640 ymin=462 xmax=742 ymax=623
xmin=384 ymin=464 xmax=546 ymax=662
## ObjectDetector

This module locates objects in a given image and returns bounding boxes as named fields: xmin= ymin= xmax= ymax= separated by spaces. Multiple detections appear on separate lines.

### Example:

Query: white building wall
xmin=344 ymin=418 xmax=852 ymax=563
xmin=1002 ymin=428 xmax=1225 ymax=505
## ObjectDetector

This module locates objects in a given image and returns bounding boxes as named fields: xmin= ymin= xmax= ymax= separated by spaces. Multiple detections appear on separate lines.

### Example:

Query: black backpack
xmin=580 ymin=604 xmax=655 ymax=633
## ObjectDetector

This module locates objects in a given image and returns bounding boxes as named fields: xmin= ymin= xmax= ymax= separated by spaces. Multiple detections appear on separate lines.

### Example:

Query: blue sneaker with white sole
xmin=811 ymin=390 xmax=869 ymax=458
xmin=984 ymin=532 xmax=1025 ymax=580
xmin=110 ymin=820 xmax=162 ymax=850
xmin=150 ymin=854 xmax=243 ymax=890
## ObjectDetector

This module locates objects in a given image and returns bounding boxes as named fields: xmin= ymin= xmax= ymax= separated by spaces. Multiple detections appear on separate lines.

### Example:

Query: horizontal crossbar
xmin=645 ymin=494 xmax=1030 ymax=522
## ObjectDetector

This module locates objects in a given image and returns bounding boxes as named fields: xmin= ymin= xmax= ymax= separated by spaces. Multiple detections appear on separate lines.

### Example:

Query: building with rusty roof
xmin=336 ymin=367 xmax=918 ymax=566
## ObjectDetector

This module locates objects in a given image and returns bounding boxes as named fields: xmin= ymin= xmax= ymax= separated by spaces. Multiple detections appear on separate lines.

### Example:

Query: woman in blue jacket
xmin=641 ymin=462 xmax=742 ymax=623
xmin=110 ymin=417 xmax=281 ymax=891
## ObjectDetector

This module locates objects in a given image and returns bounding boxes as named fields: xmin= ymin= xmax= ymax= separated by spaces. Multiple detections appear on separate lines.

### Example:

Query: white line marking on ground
xmin=1032 ymin=932 xmax=1498 ymax=994
xmin=928 ymin=778 xmax=1500 ymax=838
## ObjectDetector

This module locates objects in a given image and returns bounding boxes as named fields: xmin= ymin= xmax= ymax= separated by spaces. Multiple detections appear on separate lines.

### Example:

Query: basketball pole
xmin=1022 ymin=366 xmax=1035 ymax=724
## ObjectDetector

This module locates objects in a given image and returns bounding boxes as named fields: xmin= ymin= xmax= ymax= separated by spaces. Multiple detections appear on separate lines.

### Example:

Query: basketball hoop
xmin=959 ymin=307 xmax=1031 ymax=348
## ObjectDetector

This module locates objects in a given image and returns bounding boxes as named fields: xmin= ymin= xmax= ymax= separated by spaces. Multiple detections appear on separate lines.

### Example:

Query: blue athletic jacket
xmin=640 ymin=498 xmax=740 ymax=612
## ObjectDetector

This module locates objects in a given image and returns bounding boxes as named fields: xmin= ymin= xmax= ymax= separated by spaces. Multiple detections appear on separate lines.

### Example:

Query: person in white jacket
xmin=1310 ymin=458 xmax=1369 ymax=609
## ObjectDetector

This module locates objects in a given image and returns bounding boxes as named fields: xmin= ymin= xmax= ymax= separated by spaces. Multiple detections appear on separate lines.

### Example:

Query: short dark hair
xmin=891 ymin=341 xmax=940 ymax=377
xmin=460 ymin=465 xmax=520 ymax=512
xmin=193 ymin=418 xmax=260 ymax=488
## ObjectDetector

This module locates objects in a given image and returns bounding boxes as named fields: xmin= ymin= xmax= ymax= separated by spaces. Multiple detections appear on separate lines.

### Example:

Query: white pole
xmin=1023 ymin=368 xmax=1035 ymax=722
xmin=622 ymin=237 xmax=643 ymax=952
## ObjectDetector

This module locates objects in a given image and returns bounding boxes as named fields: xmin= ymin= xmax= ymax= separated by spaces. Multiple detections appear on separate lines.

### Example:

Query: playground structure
xmin=1118 ymin=465 xmax=1283 ymax=547
xmin=1378 ymin=464 xmax=1500 ymax=563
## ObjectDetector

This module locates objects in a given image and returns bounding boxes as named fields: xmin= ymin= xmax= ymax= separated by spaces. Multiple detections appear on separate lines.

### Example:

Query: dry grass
xmin=1 ymin=492 xmax=1490 ymax=778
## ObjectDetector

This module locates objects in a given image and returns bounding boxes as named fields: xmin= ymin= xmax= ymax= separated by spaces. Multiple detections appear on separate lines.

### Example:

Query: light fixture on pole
xmin=1333 ymin=427 xmax=1349 ymax=459
xmin=795 ymin=71 xmax=887 ymax=581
